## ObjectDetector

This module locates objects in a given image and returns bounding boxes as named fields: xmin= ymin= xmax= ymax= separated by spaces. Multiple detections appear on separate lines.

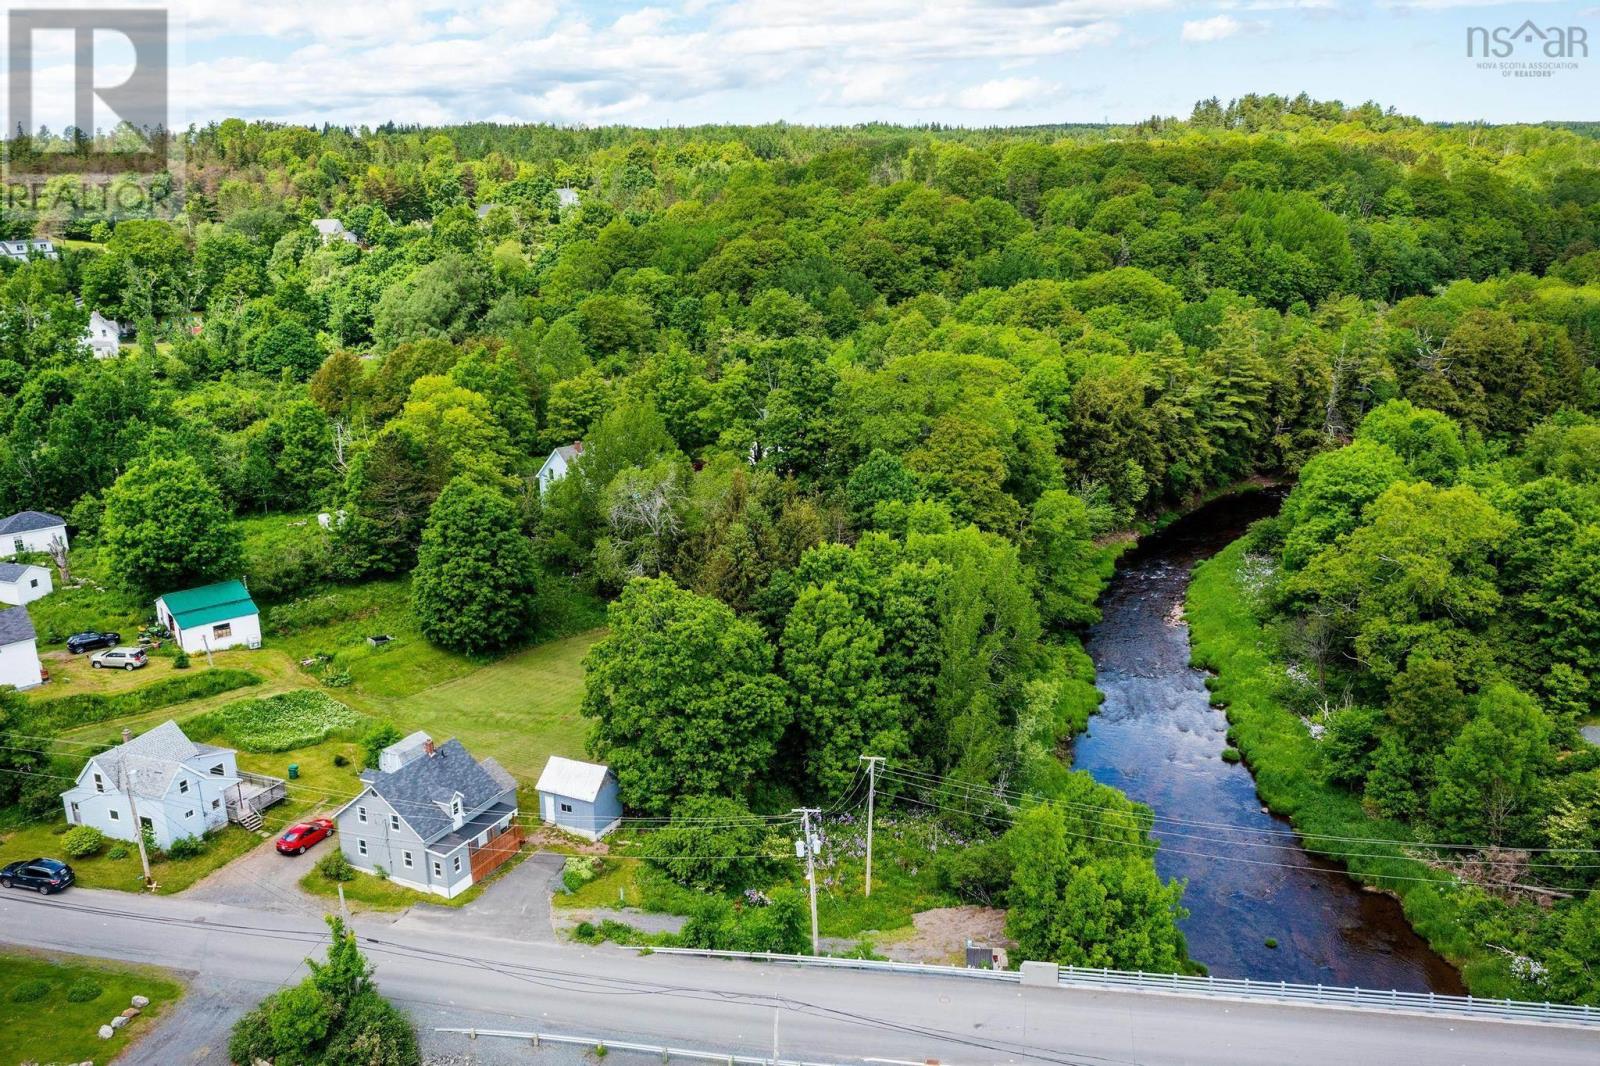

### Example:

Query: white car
xmin=90 ymin=647 xmax=148 ymax=671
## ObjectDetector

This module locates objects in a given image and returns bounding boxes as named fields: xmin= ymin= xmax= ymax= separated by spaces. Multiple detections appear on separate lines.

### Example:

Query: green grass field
xmin=0 ymin=950 xmax=183 ymax=1065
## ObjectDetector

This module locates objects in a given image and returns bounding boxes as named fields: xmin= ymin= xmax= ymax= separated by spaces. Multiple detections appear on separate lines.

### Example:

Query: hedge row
xmin=23 ymin=669 xmax=263 ymax=733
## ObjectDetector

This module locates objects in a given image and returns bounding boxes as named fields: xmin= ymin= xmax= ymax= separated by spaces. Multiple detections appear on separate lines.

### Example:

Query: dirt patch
xmin=523 ymin=826 xmax=609 ymax=855
xmin=874 ymin=906 xmax=1012 ymax=966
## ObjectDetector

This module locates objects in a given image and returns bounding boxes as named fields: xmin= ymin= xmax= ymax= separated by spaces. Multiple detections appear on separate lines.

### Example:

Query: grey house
xmin=535 ymin=756 xmax=621 ymax=840
xmin=332 ymin=733 xmax=520 ymax=899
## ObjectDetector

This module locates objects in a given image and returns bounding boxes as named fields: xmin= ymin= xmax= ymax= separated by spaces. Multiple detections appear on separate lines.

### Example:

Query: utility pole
xmin=117 ymin=729 xmax=151 ymax=888
xmin=859 ymin=756 xmax=885 ymax=898
xmin=793 ymin=807 xmax=821 ymax=955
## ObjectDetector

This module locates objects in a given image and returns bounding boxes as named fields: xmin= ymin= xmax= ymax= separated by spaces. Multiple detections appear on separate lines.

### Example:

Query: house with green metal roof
xmin=155 ymin=579 xmax=261 ymax=654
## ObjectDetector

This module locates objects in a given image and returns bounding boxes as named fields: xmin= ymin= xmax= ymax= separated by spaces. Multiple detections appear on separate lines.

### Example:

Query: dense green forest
xmin=3 ymin=93 xmax=1600 ymax=994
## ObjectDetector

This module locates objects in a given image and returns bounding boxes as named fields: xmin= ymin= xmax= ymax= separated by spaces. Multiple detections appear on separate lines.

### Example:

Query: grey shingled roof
xmin=89 ymin=720 xmax=208 ymax=801
xmin=359 ymin=738 xmax=512 ymax=842
xmin=0 ymin=605 xmax=36 ymax=646
xmin=0 ymin=511 xmax=65 ymax=536
xmin=0 ymin=562 xmax=45 ymax=582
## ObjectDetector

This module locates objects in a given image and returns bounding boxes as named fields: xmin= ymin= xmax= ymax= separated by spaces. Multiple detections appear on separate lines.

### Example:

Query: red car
xmin=275 ymin=818 xmax=335 ymax=856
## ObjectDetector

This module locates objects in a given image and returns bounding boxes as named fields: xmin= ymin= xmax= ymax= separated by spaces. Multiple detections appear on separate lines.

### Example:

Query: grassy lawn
xmin=0 ymin=949 xmax=183 ymax=1065
xmin=388 ymin=630 xmax=598 ymax=777
xmin=299 ymin=843 xmax=536 ymax=911
xmin=552 ymin=856 xmax=646 ymax=910
xmin=0 ymin=818 xmax=267 ymax=894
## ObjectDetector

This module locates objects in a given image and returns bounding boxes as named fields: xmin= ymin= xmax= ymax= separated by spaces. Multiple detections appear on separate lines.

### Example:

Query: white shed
xmin=0 ymin=511 xmax=67 ymax=558
xmin=0 ymin=563 xmax=52 ymax=606
xmin=155 ymin=579 xmax=262 ymax=654
xmin=0 ymin=605 xmax=44 ymax=690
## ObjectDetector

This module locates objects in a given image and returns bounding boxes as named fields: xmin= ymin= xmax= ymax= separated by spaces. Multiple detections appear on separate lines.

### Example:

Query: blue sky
xmin=14 ymin=0 xmax=1600 ymax=129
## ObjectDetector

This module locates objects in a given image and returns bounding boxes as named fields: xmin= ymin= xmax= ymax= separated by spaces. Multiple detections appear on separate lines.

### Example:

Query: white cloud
xmin=1182 ymin=14 xmax=1248 ymax=41
xmin=957 ymin=77 xmax=1058 ymax=110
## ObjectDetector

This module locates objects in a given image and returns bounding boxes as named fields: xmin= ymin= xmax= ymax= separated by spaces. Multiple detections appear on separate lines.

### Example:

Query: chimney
xmin=424 ymin=738 xmax=435 ymax=758
xmin=122 ymin=728 xmax=132 ymax=744
xmin=573 ymin=441 xmax=583 ymax=454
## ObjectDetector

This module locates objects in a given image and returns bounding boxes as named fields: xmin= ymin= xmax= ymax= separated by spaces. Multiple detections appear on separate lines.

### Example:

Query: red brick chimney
xmin=424 ymin=738 xmax=435 ymax=758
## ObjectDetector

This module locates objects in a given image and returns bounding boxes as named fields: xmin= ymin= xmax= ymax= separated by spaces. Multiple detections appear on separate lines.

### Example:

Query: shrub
xmin=173 ymin=650 xmax=191 ymax=669
xmin=562 ymin=855 xmax=603 ymax=892
xmin=1221 ymin=747 xmax=1243 ymax=764
xmin=321 ymin=990 xmax=420 ymax=1065
xmin=574 ymin=920 xmax=598 ymax=941
xmin=62 ymin=825 xmax=105 ymax=858
xmin=190 ymin=690 xmax=366 ymax=752
xmin=316 ymin=851 xmax=356 ymax=882
xmin=362 ymin=721 xmax=404 ymax=769
xmin=166 ymin=835 xmax=205 ymax=860
xmin=65 ymin=978 xmax=103 ymax=1002
xmin=107 ymin=844 xmax=129 ymax=860
xmin=332 ymin=753 xmax=350 ymax=768
xmin=9 ymin=978 xmax=51 ymax=1003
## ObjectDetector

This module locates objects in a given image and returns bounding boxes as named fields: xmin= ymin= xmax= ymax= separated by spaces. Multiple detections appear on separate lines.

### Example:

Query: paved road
xmin=2 ymin=888 xmax=1597 ymax=1066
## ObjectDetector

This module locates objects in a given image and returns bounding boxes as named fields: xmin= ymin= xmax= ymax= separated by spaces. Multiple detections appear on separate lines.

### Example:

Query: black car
xmin=66 ymin=630 xmax=121 ymax=654
xmin=0 ymin=857 xmax=75 ymax=894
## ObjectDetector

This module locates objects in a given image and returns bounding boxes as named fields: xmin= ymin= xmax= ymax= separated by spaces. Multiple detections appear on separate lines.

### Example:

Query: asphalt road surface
xmin=2 ymin=888 xmax=1597 ymax=1066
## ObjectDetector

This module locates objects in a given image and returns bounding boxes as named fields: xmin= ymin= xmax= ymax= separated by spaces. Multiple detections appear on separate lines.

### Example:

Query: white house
xmin=0 ymin=511 xmax=68 ymax=558
xmin=312 ymin=218 xmax=358 ymax=245
xmin=0 ymin=605 xmax=44 ymax=691
xmin=0 ymin=563 xmax=52 ymax=606
xmin=0 ymin=239 xmax=58 ymax=263
xmin=85 ymin=310 xmax=123 ymax=358
xmin=155 ymin=579 xmax=261 ymax=654
xmin=535 ymin=756 xmax=622 ymax=841
xmin=537 ymin=442 xmax=583 ymax=496
xmin=59 ymin=721 xmax=285 ymax=848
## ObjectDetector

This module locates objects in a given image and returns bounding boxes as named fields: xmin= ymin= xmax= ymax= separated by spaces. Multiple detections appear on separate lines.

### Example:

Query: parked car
xmin=275 ymin=818 xmax=335 ymax=856
xmin=66 ymin=631 xmax=121 ymax=654
xmin=91 ymin=646 xmax=147 ymax=671
xmin=0 ymin=857 xmax=75 ymax=894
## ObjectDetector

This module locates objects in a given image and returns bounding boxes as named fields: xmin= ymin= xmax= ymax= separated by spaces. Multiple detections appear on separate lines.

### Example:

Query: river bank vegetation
xmin=1190 ymin=399 xmax=1600 ymax=1003
xmin=3 ymin=94 xmax=1600 ymax=982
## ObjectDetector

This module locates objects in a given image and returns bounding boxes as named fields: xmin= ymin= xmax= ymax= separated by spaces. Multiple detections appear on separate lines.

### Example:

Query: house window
xmin=28 ymin=578 xmax=37 ymax=588
xmin=451 ymin=796 xmax=462 ymax=818
xmin=390 ymin=814 xmax=400 ymax=831
xmin=403 ymin=851 xmax=414 ymax=869
xmin=357 ymin=806 xmax=367 ymax=824
xmin=186 ymin=810 xmax=194 ymax=819
xmin=559 ymin=802 xmax=573 ymax=814
xmin=11 ymin=538 xmax=20 ymax=555
xmin=432 ymin=860 xmax=442 ymax=877
xmin=213 ymin=622 xmax=232 ymax=639
xmin=212 ymin=799 xmax=220 ymax=810
xmin=358 ymin=840 xmax=368 ymax=856
xmin=179 ymin=779 xmax=189 ymax=794
xmin=109 ymin=809 xmax=120 ymax=821
xmin=452 ymin=855 xmax=461 ymax=874
xmin=93 ymin=772 xmax=104 ymax=793
xmin=210 ymin=764 xmax=225 ymax=776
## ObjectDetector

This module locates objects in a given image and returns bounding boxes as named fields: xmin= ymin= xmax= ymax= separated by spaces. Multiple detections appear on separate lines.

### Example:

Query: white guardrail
xmin=434 ymin=1027 xmax=842 ymax=1065
xmin=644 ymin=947 xmax=1600 ymax=1028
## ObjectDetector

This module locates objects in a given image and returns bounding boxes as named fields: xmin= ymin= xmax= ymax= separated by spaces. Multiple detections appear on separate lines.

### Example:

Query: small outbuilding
xmin=0 ymin=510 xmax=68 ymax=557
xmin=0 ymin=562 xmax=52 ymax=606
xmin=535 ymin=756 xmax=621 ymax=840
xmin=86 ymin=310 xmax=123 ymax=358
xmin=156 ymin=579 xmax=261 ymax=654
xmin=0 ymin=605 xmax=44 ymax=690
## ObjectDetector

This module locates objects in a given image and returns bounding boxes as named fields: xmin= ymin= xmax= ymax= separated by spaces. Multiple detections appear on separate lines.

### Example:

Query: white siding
xmin=0 ymin=566 xmax=53 ymax=606
xmin=4 ymin=525 xmax=67 ymax=557
xmin=0 ymin=638 xmax=43 ymax=689
xmin=159 ymin=606 xmax=262 ymax=654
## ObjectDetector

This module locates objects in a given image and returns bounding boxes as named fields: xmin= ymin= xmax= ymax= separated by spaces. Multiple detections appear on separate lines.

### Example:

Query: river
xmin=1073 ymin=491 xmax=1465 ymax=992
